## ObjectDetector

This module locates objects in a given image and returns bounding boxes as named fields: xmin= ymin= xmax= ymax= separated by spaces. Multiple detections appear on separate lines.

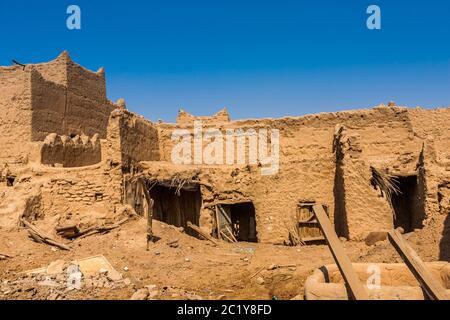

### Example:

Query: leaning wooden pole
xmin=388 ymin=229 xmax=448 ymax=300
xmin=146 ymin=199 xmax=154 ymax=251
xmin=312 ymin=205 xmax=369 ymax=300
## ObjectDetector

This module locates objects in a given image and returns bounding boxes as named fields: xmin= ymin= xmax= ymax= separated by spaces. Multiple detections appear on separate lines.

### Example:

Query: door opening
xmin=149 ymin=182 xmax=202 ymax=237
xmin=216 ymin=202 xmax=257 ymax=242
xmin=391 ymin=175 xmax=425 ymax=232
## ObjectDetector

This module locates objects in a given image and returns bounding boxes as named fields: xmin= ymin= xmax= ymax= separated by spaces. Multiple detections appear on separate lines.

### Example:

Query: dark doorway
xmin=219 ymin=202 xmax=257 ymax=242
xmin=149 ymin=183 xmax=202 ymax=237
xmin=391 ymin=175 xmax=425 ymax=232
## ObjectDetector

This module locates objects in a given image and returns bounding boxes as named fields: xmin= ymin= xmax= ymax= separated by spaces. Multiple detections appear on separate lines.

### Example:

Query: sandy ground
xmin=0 ymin=217 xmax=442 ymax=300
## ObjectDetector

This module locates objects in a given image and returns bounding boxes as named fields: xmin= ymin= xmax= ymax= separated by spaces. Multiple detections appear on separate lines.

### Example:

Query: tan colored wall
xmin=107 ymin=109 xmax=160 ymax=171
xmin=31 ymin=52 xmax=113 ymax=140
xmin=152 ymin=106 xmax=442 ymax=243
xmin=40 ymin=133 xmax=101 ymax=167
xmin=39 ymin=168 xmax=120 ymax=225
xmin=0 ymin=66 xmax=33 ymax=164
xmin=176 ymin=108 xmax=230 ymax=125
xmin=30 ymin=69 xmax=67 ymax=141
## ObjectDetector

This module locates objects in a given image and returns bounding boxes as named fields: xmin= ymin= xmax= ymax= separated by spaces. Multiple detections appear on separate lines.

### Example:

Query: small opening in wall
xmin=6 ymin=176 xmax=15 ymax=187
xmin=95 ymin=192 xmax=103 ymax=201
xmin=391 ymin=175 xmax=425 ymax=233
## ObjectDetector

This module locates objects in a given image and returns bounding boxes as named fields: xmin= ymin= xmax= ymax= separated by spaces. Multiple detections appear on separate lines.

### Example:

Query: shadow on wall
xmin=333 ymin=127 xmax=349 ymax=238
xmin=333 ymin=157 xmax=349 ymax=239
xmin=440 ymin=213 xmax=450 ymax=261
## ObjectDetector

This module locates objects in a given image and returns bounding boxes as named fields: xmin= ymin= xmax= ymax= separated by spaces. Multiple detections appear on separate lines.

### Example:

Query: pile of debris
xmin=1 ymin=255 xmax=133 ymax=300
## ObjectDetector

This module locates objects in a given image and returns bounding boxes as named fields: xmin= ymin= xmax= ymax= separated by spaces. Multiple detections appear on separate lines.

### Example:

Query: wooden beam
xmin=312 ymin=205 xmax=369 ymax=300
xmin=388 ymin=229 xmax=449 ymax=300
xmin=215 ymin=206 xmax=222 ymax=240
xmin=187 ymin=221 xmax=219 ymax=246
xmin=21 ymin=219 xmax=70 ymax=251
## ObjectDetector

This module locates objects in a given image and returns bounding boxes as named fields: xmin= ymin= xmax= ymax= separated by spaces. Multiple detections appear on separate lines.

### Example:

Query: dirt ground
xmin=1 ymin=216 xmax=441 ymax=301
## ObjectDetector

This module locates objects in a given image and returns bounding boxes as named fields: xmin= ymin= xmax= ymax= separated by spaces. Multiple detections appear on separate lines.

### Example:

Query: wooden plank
xmin=215 ymin=206 xmax=222 ymax=240
xmin=187 ymin=221 xmax=219 ymax=246
xmin=300 ymin=236 xmax=326 ymax=242
xmin=146 ymin=199 xmax=154 ymax=251
xmin=218 ymin=205 xmax=232 ymax=225
xmin=21 ymin=219 xmax=70 ymax=251
xmin=312 ymin=205 xmax=369 ymax=300
xmin=388 ymin=229 xmax=448 ymax=300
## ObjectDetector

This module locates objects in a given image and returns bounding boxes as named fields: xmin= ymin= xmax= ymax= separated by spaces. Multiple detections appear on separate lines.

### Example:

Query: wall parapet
xmin=41 ymin=133 xmax=101 ymax=168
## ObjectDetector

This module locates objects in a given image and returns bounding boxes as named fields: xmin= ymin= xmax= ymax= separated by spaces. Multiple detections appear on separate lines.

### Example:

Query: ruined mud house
xmin=0 ymin=52 xmax=449 ymax=254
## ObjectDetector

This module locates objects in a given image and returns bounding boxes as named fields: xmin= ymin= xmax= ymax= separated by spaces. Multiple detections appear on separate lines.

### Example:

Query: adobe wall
xmin=176 ymin=108 xmax=231 ymax=125
xmin=152 ymin=106 xmax=437 ymax=243
xmin=30 ymin=69 xmax=67 ymax=140
xmin=0 ymin=66 xmax=34 ymax=164
xmin=106 ymin=109 xmax=160 ymax=172
xmin=40 ymin=133 xmax=101 ymax=168
xmin=30 ymin=52 xmax=114 ymax=140
xmin=64 ymin=57 xmax=114 ymax=138
xmin=39 ymin=165 xmax=121 ymax=227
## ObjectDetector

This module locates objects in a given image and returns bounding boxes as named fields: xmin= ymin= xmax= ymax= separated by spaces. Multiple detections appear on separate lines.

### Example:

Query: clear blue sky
xmin=1 ymin=0 xmax=449 ymax=122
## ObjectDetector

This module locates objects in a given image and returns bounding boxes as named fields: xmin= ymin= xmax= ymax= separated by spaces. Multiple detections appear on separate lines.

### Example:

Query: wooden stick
xmin=215 ymin=205 xmax=222 ymax=240
xmin=75 ymin=218 xmax=130 ymax=240
xmin=388 ymin=229 xmax=449 ymax=300
xmin=312 ymin=205 xmax=369 ymax=300
xmin=21 ymin=219 xmax=70 ymax=251
xmin=218 ymin=205 xmax=232 ymax=225
xmin=220 ymin=230 xmax=235 ymax=243
xmin=147 ymin=199 xmax=154 ymax=251
xmin=225 ymin=226 xmax=238 ymax=242
xmin=56 ymin=225 xmax=79 ymax=233
xmin=187 ymin=221 xmax=218 ymax=246
xmin=249 ymin=267 xmax=266 ymax=279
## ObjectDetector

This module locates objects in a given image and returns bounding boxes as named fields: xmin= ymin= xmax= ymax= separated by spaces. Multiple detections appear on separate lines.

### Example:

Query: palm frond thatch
xmin=370 ymin=166 xmax=401 ymax=202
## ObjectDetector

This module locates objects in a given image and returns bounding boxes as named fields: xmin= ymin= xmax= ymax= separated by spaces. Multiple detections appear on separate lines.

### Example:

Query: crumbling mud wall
xmin=64 ymin=56 xmax=114 ymax=139
xmin=176 ymin=108 xmax=231 ymax=125
xmin=0 ymin=51 xmax=114 ymax=170
xmin=38 ymin=165 xmax=121 ymax=225
xmin=152 ymin=106 xmax=448 ymax=243
xmin=107 ymin=109 xmax=160 ymax=171
xmin=0 ymin=66 xmax=33 ymax=164
xmin=1 ymin=54 xmax=449 ymax=247
xmin=30 ymin=70 xmax=67 ymax=140
xmin=41 ymin=133 xmax=101 ymax=167
xmin=6 ymin=52 xmax=114 ymax=142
